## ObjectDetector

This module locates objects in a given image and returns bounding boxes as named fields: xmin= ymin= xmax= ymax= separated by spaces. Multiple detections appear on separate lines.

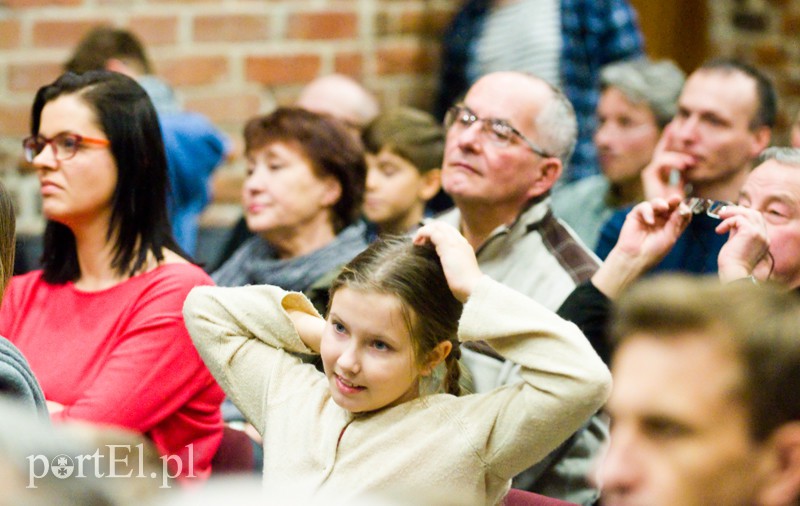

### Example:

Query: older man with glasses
xmin=436 ymin=71 xmax=604 ymax=505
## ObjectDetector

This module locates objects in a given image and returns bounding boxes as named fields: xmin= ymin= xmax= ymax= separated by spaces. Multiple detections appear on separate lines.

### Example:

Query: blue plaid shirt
xmin=436 ymin=0 xmax=645 ymax=182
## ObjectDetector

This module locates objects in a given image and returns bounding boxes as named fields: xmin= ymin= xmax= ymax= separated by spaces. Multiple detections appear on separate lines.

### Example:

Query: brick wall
xmin=2 ymin=0 xmax=798 ymax=233
xmin=0 ymin=0 xmax=459 ymax=231
xmin=709 ymin=0 xmax=800 ymax=143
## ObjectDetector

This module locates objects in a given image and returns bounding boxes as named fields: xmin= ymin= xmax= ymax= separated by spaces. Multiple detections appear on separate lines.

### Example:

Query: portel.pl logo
xmin=27 ymin=444 xmax=195 ymax=489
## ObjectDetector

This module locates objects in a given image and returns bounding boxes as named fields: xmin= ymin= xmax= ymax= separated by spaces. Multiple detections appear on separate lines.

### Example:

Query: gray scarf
xmin=212 ymin=221 xmax=368 ymax=290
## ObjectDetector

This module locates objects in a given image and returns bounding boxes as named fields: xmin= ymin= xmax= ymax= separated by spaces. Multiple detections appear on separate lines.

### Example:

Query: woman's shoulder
xmin=4 ymin=270 xmax=47 ymax=299
xmin=147 ymin=262 xmax=214 ymax=288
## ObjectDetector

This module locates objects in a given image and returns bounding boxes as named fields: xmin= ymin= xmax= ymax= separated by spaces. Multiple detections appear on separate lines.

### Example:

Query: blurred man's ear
xmin=418 ymin=168 xmax=442 ymax=202
xmin=757 ymin=422 xmax=800 ymax=506
xmin=749 ymin=126 xmax=772 ymax=160
xmin=525 ymin=158 xmax=562 ymax=200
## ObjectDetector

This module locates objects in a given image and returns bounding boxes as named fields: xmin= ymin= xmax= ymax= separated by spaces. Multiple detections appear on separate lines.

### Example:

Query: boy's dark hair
xmin=362 ymin=107 xmax=445 ymax=174
xmin=65 ymin=26 xmax=152 ymax=74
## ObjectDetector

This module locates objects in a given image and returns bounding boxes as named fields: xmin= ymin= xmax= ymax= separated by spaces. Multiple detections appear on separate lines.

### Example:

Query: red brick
xmin=33 ymin=19 xmax=112 ymax=48
xmin=334 ymin=52 xmax=363 ymax=77
xmin=753 ymin=43 xmax=789 ymax=67
xmin=128 ymin=16 xmax=179 ymax=46
xmin=184 ymin=93 xmax=263 ymax=125
xmin=398 ymin=10 xmax=425 ymax=35
xmin=9 ymin=62 xmax=64 ymax=92
xmin=0 ymin=20 xmax=22 ymax=50
xmin=782 ymin=13 xmax=800 ymax=34
xmin=4 ymin=0 xmax=80 ymax=7
xmin=287 ymin=12 xmax=358 ymax=40
xmin=158 ymin=56 xmax=229 ymax=86
xmin=193 ymin=15 xmax=271 ymax=42
xmin=375 ymin=44 xmax=436 ymax=75
xmin=0 ymin=102 xmax=32 ymax=137
xmin=245 ymin=55 xmax=321 ymax=85
xmin=146 ymin=0 xmax=210 ymax=3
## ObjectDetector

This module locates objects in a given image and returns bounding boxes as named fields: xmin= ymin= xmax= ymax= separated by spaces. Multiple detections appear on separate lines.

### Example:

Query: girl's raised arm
xmin=183 ymin=285 xmax=323 ymax=430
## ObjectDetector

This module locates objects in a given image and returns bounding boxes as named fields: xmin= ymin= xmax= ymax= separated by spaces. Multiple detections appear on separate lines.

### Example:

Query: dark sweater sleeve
xmin=557 ymin=281 xmax=612 ymax=365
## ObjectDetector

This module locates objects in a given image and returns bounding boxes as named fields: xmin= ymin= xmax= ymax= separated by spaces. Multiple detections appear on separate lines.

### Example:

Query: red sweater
xmin=0 ymin=263 xmax=225 ymax=479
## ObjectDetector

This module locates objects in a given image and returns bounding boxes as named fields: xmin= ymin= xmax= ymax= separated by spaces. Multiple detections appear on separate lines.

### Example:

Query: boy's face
xmin=364 ymin=147 xmax=440 ymax=234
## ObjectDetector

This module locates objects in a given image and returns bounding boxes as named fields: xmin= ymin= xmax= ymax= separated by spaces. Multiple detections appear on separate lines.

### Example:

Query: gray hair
xmin=758 ymin=147 xmax=800 ymax=167
xmin=600 ymin=58 xmax=686 ymax=128
xmin=535 ymin=82 xmax=578 ymax=164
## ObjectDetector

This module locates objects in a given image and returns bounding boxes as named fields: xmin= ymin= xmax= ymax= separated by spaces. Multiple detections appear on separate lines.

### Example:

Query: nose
xmin=33 ymin=143 xmax=58 ymax=172
xmin=365 ymin=167 xmax=379 ymax=191
xmin=596 ymin=426 xmax=642 ymax=498
xmin=594 ymin=122 xmax=614 ymax=150
xmin=336 ymin=340 xmax=361 ymax=375
xmin=243 ymin=165 xmax=268 ymax=195
xmin=452 ymin=120 xmax=484 ymax=153
xmin=672 ymin=115 xmax=700 ymax=146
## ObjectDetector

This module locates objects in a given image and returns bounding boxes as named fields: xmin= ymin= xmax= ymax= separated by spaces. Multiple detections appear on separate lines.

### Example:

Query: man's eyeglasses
xmin=23 ymin=133 xmax=110 ymax=163
xmin=444 ymin=105 xmax=553 ymax=158
xmin=679 ymin=197 xmax=733 ymax=219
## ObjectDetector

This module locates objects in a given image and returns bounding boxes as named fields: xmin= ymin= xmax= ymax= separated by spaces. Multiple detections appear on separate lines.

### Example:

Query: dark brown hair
xmin=0 ymin=181 xmax=15 ymax=301
xmin=329 ymin=236 xmax=463 ymax=396
xmin=65 ymin=26 xmax=152 ymax=75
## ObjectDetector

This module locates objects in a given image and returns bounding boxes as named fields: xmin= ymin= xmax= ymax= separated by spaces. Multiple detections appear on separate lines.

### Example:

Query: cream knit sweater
xmin=183 ymin=275 xmax=611 ymax=505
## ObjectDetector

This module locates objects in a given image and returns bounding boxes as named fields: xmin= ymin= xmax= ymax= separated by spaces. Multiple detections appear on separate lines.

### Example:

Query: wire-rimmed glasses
xmin=444 ymin=104 xmax=553 ymax=158
xmin=679 ymin=197 xmax=733 ymax=219
xmin=23 ymin=133 xmax=110 ymax=163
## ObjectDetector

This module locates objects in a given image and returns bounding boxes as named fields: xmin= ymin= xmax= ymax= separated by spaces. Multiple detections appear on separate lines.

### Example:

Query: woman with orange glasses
xmin=0 ymin=71 xmax=224 ymax=480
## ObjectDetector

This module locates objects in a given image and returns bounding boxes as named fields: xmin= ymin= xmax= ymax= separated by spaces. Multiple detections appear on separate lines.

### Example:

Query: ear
xmin=420 ymin=340 xmax=452 ymax=376
xmin=757 ymin=422 xmax=800 ymax=506
xmin=417 ymin=168 xmax=442 ymax=202
xmin=320 ymin=176 xmax=342 ymax=208
xmin=525 ymin=157 xmax=563 ymax=200
xmin=749 ymin=126 xmax=772 ymax=159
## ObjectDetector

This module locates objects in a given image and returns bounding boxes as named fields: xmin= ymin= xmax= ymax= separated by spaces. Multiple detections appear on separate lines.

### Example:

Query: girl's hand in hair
xmin=413 ymin=222 xmax=482 ymax=303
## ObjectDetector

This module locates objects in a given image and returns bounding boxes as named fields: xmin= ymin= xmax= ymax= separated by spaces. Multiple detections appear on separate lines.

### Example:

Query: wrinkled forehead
xmin=743 ymin=159 xmax=800 ymax=200
xmin=464 ymin=73 xmax=551 ymax=131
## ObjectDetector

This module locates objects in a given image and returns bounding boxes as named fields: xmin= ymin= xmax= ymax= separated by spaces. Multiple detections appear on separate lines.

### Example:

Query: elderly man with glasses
xmin=436 ymin=71 xmax=604 ymax=505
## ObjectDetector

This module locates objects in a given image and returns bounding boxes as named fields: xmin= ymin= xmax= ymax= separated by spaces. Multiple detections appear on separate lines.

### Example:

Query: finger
xmin=716 ymin=216 xmax=736 ymax=235
xmin=631 ymin=202 xmax=655 ymax=225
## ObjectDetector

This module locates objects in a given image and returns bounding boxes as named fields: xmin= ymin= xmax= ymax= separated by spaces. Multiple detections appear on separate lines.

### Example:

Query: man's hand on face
xmin=716 ymin=204 xmax=770 ymax=283
xmin=642 ymin=122 xmax=698 ymax=201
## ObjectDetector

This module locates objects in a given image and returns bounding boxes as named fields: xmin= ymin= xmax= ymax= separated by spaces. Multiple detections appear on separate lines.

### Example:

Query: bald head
xmin=466 ymin=72 xmax=577 ymax=164
xmin=296 ymin=74 xmax=380 ymax=132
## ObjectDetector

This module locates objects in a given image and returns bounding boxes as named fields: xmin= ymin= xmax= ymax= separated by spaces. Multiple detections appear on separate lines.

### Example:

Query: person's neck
xmin=690 ymin=165 xmax=751 ymax=202
xmin=261 ymin=216 xmax=337 ymax=260
xmin=457 ymin=201 xmax=524 ymax=250
xmin=377 ymin=206 xmax=425 ymax=237
xmin=610 ymin=177 xmax=644 ymax=206
xmin=71 ymin=216 xmax=130 ymax=292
